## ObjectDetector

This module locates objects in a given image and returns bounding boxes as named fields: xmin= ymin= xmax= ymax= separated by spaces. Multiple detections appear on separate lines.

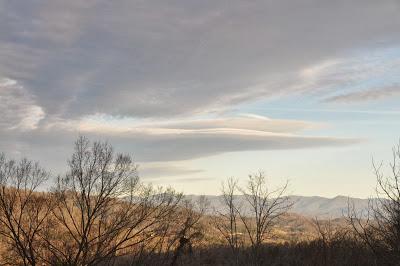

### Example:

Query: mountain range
xmin=185 ymin=195 xmax=372 ymax=219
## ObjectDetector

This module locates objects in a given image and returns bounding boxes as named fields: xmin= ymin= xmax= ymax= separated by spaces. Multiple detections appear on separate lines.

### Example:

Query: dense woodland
xmin=1 ymin=137 xmax=400 ymax=266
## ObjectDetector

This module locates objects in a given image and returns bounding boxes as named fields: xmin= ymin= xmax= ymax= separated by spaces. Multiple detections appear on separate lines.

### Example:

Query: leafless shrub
xmin=312 ymin=218 xmax=350 ymax=265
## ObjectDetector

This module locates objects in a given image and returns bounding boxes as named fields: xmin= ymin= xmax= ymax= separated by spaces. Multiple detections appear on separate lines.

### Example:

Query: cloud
xmin=138 ymin=163 xmax=204 ymax=179
xmin=47 ymin=113 xmax=320 ymax=134
xmin=0 ymin=113 xmax=359 ymax=172
xmin=0 ymin=0 xmax=392 ymax=176
xmin=170 ymin=177 xmax=214 ymax=183
xmin=3 ymin=114 xmax=355 ymax=164
xmin=0 ymin=0 xmax=399 ymax=120
xmin=324 ymin=85 xmax=400 ymax=103
xmin=149 ymin=115 xmax=319 ymax=133
xmin=123 ymin=130 xmax=358 ymax=162
xmin=0 ymin=78 xmax=45 ymax=130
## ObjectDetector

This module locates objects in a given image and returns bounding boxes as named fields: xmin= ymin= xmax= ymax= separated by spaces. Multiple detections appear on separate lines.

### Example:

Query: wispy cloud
xmin=0 ymin=113 xmax=359 ymax=169
xmin=245 ymin=107 xmax=400 ymax=116
xmin=138 ymin=162 xmax=204 ymax=179
xmin=48 ymin=114 xmax=320 ymax=134
xmin=324 ymin=85 xmax=400 ymax=103
xmin=20 ymin=114 xmax=358 ymax=162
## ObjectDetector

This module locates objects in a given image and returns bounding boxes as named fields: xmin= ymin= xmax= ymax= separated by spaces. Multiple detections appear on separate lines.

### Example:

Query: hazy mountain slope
xmin=185 ymin=195 xmax=371 ymax=218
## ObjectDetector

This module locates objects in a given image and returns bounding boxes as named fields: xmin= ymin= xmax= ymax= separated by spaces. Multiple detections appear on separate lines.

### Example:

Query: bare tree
xmin=238 ymin=172 xmax=292 ymax=265
xmin=0 ymin=154 xmax=52 ymax=266
xmin=45 ymin=136 xmax=182 ymax=266
xmin=170 ymin=197 xmax=208 ymax=266
xmin=348 ymin=141 xmax=400 ymax=265
xmin=213 ymin=178 xmax=241 ymax=265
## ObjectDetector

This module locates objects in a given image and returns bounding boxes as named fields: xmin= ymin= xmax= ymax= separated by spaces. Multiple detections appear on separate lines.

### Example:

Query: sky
xmin=0 ymin=0 xmax=400 ymax=197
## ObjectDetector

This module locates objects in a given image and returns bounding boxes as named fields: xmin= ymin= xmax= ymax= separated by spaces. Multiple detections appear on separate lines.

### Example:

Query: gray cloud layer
xmin=1 ymin=0 xmax=399 ymax=121
xmin=0 ymin=0 xmax=396 ymax=171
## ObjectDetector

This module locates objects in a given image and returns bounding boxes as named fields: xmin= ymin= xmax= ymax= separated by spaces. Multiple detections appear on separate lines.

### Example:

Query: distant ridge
xmin=185 ymin=195 xmax=372 ymax=218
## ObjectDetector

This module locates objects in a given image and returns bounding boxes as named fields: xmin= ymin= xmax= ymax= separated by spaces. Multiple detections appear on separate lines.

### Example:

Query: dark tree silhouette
xmin=45 ymin=136 xmax=182 ymax=265
xmin=240 ymin=173 xmax=291 ymax=263
xmin=349 ymin=141 xmax=400 ymax=265
xmin=213 ymin=178 xmax=241 ymax=265
xmin=0 ymin=154 xmax=52 ymax=266
xmin=215 ymin=172 xmax=292 ymax=266
xmin=170 ymin=197 xmax=207 ymax=266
